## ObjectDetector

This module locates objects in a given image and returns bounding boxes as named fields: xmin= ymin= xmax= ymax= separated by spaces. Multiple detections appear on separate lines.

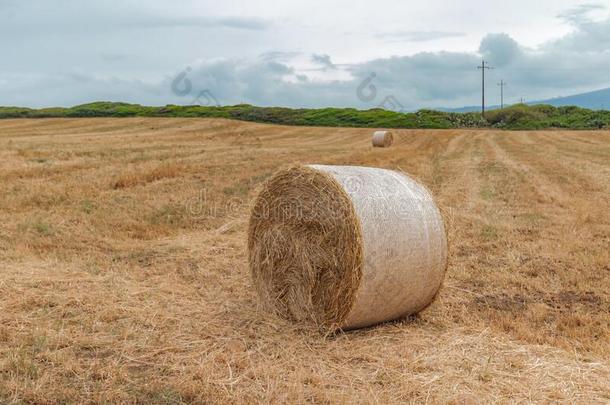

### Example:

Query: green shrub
xmin=485 ymin=105 xmax=548 ymax=129
xmin=2 ymin=101 xmax=609 ymax=130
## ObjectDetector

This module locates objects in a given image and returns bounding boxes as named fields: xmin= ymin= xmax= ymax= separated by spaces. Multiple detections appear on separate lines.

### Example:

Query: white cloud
xmin=1 ymin=1 xmax=609 ymax=108
xmin=376 ymin=31 xmax=466 ymax=43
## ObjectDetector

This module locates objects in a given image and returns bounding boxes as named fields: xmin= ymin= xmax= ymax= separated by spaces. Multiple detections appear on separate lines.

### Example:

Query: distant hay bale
xmin=248 ymin=164 xmax=447 ymax=331
xmin=372 ymin=130 xmax=393 ymax=147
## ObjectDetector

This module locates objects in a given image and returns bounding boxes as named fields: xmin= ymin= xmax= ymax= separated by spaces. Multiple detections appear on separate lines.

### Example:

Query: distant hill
xmin=441 ymin=87 xmax=610 ymax=112
xmin=438 ymin=105 xmax=485 ymax=113
xmin=532 ymin=87 xmax=610 ymax=110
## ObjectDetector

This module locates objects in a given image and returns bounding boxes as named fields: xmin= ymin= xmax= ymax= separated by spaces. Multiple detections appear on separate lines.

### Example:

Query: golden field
xmin=0 ymin=118 xmax=609 ymax=403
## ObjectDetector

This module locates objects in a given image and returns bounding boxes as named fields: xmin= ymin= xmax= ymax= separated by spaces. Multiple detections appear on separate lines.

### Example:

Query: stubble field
xmin=0 ymin=118 xmax=609 ymax=403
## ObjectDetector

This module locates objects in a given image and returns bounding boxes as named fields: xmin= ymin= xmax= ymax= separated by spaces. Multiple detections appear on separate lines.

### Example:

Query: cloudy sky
xmin=1 ymin=0 xmax=610 ymax=109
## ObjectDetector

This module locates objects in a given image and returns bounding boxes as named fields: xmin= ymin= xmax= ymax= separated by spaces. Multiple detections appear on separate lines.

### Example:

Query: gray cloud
xmin=479 ymin=33 xmax=522 ymax=67
xmin=125 ymin=16 xmax=270 ymax=31
xmin=377 ymin=31 xmax=466 ymax=43
xmin=550 ymin=6 xmax=610 ymax=52
xmin=311 ymin=54 xmax=335 ymax=70
xmin=0 ymin=2 xmax=270 ymax=35
xmin=558 ymin=3 xmax=606 ymax=25
xmin=0 ymin=72 xmax=164 ymax=108
xmin=161 ymin=21 xmax=610 ymax=109
xmin=101 ymin=54 xmax=129 ymax=62
xmin=259 ymin=51 xmax=300 ymax=62
xmin=1 ymin=2 xmax=610 ymax=109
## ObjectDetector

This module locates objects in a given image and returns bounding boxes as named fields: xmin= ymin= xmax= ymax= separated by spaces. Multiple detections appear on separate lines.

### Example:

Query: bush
xmin=485 ymin=105 xmax=548 ymax=129
xmin=2 ymin=101 xmax=609 ymax=130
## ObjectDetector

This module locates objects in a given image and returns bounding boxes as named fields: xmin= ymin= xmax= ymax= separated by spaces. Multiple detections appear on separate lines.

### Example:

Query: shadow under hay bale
xmin=248 ymin=164 xmax=447 ymax=331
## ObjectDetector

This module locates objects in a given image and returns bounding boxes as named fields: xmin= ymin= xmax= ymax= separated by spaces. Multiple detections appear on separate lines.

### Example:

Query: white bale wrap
xmin=248 ymin=164 xmax=447 ymax=331
xmin=372 ymin=130 xmax=393 ymax=147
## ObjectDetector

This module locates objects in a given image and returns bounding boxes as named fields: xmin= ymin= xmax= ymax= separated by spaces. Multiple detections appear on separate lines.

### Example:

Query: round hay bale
xmin=248 ymin=164 xmax=447 ymax=331
xmin=372 ymin=130 xmax=393 ymax=147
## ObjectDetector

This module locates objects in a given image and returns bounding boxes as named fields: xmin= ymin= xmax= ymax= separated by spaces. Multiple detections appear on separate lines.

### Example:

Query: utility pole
xmin=498 ymin=80 xmax=506 ymax=109
xmin=497 ymin=80 xmax=506 ymax=109
xmin=477 ymin=60 xmax=493 ymax=117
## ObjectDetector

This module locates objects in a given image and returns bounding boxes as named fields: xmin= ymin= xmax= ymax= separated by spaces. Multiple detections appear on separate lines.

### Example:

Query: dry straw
xmin=372 ymin=130 xmax=394 ymax=147
xmin=248 ymin=164 xmax=447 ymax=331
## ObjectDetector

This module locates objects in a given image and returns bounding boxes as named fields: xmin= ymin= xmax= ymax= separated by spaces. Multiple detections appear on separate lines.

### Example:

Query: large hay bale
xmin=372 ymin=130 xmax=393 ymax=147
xmin=248 ymin=164 xmax=447 ymax=331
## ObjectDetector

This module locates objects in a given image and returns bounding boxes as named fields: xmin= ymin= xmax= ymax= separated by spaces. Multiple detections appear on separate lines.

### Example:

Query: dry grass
xmin=0 ymin=118 xmax=609 ymax=403
xmin=112 ymin=162 xmax=187 ymax=189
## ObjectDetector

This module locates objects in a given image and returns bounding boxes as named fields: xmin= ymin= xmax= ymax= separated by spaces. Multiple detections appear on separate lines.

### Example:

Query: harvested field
xmin=0 ymin=118 xmax=609 ymax=403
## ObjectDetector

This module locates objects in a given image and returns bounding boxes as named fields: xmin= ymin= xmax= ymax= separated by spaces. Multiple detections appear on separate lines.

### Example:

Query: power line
xmin=497 ymin=80 xmax=507 ymax=109
xmin=477 ymin=60 xmax=493 ymax=117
